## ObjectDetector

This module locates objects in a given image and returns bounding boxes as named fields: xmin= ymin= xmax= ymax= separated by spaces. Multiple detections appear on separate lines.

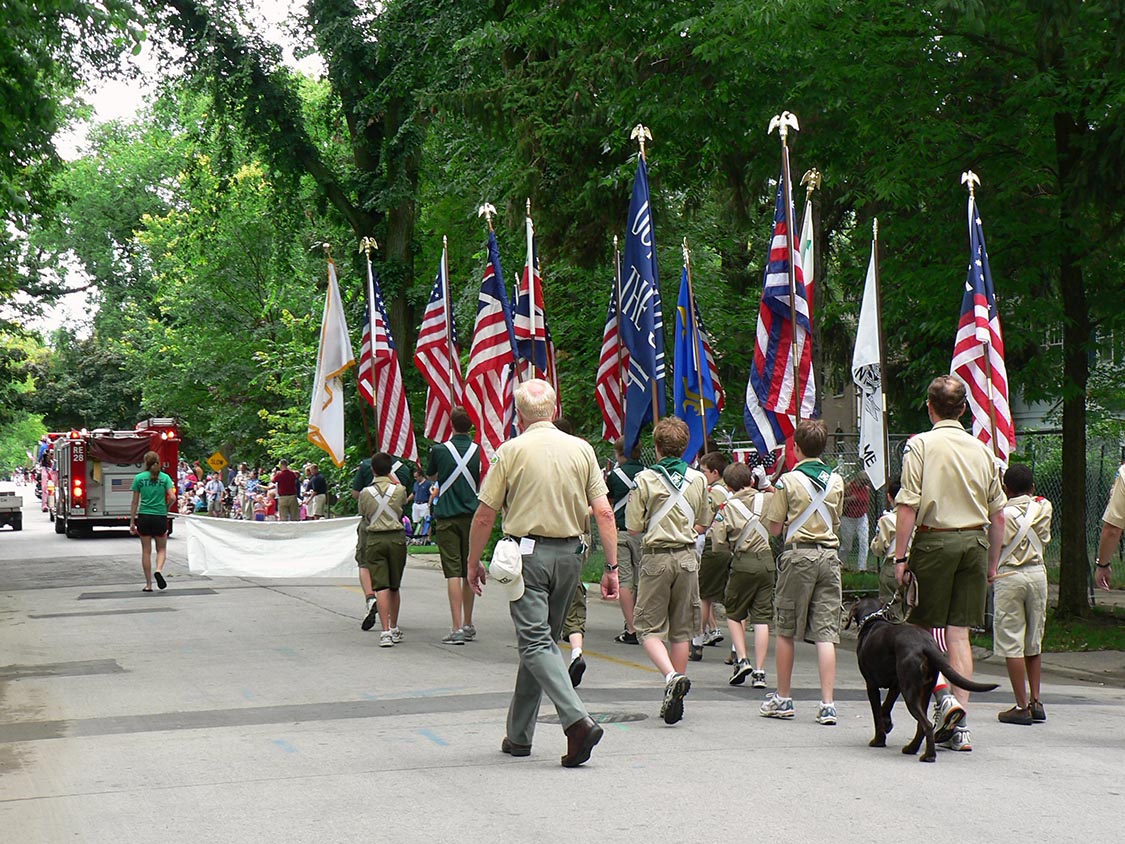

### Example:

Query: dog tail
xmin=926 ymin=641 xmax=999 ymax=693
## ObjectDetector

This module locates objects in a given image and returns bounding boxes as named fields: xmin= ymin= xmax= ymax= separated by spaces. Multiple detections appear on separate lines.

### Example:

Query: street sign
xmin=206 ymin=451 xmax=228 ymax=473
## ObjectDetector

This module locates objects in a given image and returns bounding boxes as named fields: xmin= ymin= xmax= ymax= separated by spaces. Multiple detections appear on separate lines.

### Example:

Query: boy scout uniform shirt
xmin=712 ymin=488 xmax=774 ymax=554
xmin=765 ymin=460 xmax=845 ymax=547
xmin=895 ymin=419 xmax=1006 ymax=528
xmin=607 ymin=457 xmax=645 ymax=531
xmin=426 ymin=433 xmax=480 ymax=518
xmin=704 ymin=481 xmax=730 ymax=544
xmin=999 ymin=494 xmax=1053 ymax=567
xmin=477 ymin=421 xmax=608 ymax=538
xmin=871 ymin=509 xmax=912 ymax=560
xmin=626 ymin=467 xmax=711 ymax=549
xmin=358 ymin=476 xmax=407 ymax=532
xmin=1103 ymin=465 xmax=1125 ymax=529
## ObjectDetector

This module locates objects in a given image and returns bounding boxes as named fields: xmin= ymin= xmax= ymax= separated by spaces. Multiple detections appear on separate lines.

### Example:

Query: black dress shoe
xmin=568 ymin=655 xmax=587 ymax=688
xmin=501 ymin=737 xmax=531 ymax=757
xmin=561 ymin=716 xmax=603 ymax=768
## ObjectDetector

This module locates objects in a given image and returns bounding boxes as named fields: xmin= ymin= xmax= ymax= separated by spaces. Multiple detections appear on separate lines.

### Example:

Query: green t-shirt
xmin=352 ymin=458 xmax=414 ymax=492
xmin=131 ymin=471 xmax=174 ymax=515
xmin=426 ymin=434 xmax=480 ymax=519
xmin=607 ymin=458 xmax=645 ymax=530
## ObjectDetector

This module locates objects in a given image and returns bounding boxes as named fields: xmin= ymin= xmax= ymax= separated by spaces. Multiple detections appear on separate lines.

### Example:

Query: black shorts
xmin=136 ymin=514 xmax=170 ymax=537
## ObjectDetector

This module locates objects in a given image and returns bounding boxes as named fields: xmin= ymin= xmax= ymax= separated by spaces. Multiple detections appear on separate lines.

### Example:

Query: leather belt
xmin=916 ymin=525 xmax=985 ymax=533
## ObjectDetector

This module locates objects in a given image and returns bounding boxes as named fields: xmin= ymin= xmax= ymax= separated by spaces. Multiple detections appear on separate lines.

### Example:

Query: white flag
xmin=799 ymin=202 xmax=815 ymax=292
xmin=308 ymin=260 xmax=355 ymax=468
xmin=851 ymin=245 xmax=886 ymax=490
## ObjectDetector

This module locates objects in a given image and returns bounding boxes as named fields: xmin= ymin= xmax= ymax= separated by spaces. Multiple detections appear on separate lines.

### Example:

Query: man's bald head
xmin=927 ymin=375 xmax=967 ymax=420
xmin=515 ymin=379 xmax=557 ymax=423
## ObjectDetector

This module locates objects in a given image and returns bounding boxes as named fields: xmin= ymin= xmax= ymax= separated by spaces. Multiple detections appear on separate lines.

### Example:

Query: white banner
xmin=851 ymin=246 xmax=886 ymax=490
xmin=308 ymin=260 xmax=355 ymax=468
xmin=183 ymin=515 xmax=361 ymax=578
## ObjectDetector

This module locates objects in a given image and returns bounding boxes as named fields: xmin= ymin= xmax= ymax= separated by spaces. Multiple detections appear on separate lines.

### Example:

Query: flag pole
xmin=961 ymin=170 xmax=1000 ymax=457
xmin=682 ymin=237 xmax=709 ymax=449
xmin=524 ymin=199 xmax=536 ymax=384
xmin=359 ymin=236 xmax=380 ymax=454
xmin=768 ymin=111 xmax=802 ymax=423
xmin=870 ymin=219 xmax=890 ymax=488
xmin=631 ymin=123 xmax=660 ymax=425
xmin=613 ymin=234 xmax=627 ymax=401
xmin=441 ymin=234 xmax=455 ymax=416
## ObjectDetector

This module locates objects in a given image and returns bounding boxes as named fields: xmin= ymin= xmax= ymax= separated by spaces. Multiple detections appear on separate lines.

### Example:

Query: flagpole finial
xmin=768 ymin=111 xmax=800 ymax=143
xmin=872 ymin=217 xmax=878 ymax=239
xmin=525 ymin=197 xmax=532 ymax=218
xmin=630 ymin=124 xmax=652 ymax=161
xmin=682 ymin=236 xmax=691 ymax=267
xmin=801 ymin=168 xmax=821 ymax=199
xmin=442 ymin=234 xmax=448 ymax=251
xmin=961 ymin=170 xmax=980 ymax=197
xmin=321 ymin=242 xmax=333 ymax=260
xmin=358 ymin=236 xmax=378 ymax=257
xmin=477 ymin=202 xmax=497 ymax=231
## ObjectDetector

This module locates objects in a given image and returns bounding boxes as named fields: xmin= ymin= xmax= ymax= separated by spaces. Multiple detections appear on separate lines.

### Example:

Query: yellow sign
xmin=206 ymin=451 xmax=228 ymax=473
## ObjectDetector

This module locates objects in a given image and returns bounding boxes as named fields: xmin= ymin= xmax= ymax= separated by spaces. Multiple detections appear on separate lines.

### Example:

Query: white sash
xmin=1000 ymin=500 xmax=1043 ymax=564
xmin=647 ymin=471 xmax=696 ymax=536
xmin=365 ymin=484 xmax=396 ymax=529
xmin=725 ymin=493 xmax=769 ymax=551
xmin=439 ymin=441 xmax=479 ymax=498
xmin=784 ymin=473 xmax=836 ymax=544
xmin=611 ymin=466 xmax=636 ymax=514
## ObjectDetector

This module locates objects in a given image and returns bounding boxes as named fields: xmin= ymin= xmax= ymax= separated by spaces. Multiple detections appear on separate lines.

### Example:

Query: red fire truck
xmin=53 ymin=419 xmax=180 ymax=538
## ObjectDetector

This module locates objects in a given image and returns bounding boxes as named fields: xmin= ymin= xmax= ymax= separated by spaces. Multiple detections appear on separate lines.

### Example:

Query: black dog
xmin=848 ymin=597 xmax=998 ymax=762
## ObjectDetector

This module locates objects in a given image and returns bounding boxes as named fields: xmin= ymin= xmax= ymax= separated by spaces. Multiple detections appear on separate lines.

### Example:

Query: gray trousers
xmin=506 ymin=537 xmax=588 ymax=745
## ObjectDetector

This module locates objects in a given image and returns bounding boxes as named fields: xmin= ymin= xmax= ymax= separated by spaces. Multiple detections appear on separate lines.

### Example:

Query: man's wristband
xmin=894 ymin=557 xmax=908 ymax=565
xmin=604 ymin=564 xmax=619 ymax=571
xmin=1095 ymin=558 xmax=1112 ymax=569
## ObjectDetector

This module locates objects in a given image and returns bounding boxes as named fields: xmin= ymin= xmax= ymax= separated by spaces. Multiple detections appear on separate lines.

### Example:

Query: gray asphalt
xmin=2 ymin=483 xmax=1123 ymax=843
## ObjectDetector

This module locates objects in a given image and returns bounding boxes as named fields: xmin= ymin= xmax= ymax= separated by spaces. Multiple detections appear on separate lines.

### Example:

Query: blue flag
xmin=674 ymin=267 xmax=719 ymax=464
xmin=620 ymin=157 xmax=667 ymax=455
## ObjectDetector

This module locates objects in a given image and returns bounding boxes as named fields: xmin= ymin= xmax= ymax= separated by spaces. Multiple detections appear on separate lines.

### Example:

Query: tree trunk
xmin=1055 ymin=110 xmax=1091 ymax=618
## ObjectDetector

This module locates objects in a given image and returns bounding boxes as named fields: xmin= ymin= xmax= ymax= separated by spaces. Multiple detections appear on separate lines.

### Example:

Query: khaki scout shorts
xmin=360 ymin=530 xmax=407 ymax=591
xmin=435 ymin=514 xmax=473 ymax=578
xmin=634 ymin=547 xmax=701 ymax=644
xmin=724 ymin=549 xmax=775 ymax=624
xmin=992 ymin=565 xmax=1048 ymax=658
xmin=617 ymin=532 xmax=643 ymax=592
xmin=698 ymin=543 xmax=733 ymax=601
xmin=774 ymin=547 xmax=842 ymax=643
xmin=906 ymin=529 xmax=988 ymax=629
xmin=561 ymin=581 xmax=588 ymax=640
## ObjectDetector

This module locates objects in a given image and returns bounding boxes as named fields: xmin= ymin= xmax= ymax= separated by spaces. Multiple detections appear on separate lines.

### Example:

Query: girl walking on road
xmin=129 ymin=451 xmax=177 ymax=592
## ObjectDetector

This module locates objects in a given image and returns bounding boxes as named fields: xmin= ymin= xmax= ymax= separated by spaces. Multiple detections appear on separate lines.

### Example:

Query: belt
xmin=517 ymin=534 xmax=580 ymax=544
xmin=916 ymin=525 xmax=986 ymax=533
xmin=786 ymin=542 xmax=834 ymax=551
xmin=644 ymin=544 xmax=695 ymax=554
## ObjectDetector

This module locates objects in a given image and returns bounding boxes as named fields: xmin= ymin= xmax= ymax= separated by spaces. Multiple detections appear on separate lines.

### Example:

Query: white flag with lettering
xmin=851 ymin=246 xmax=886 ymax=490
xmin=308 ymin=260 xmax=355 ymax=468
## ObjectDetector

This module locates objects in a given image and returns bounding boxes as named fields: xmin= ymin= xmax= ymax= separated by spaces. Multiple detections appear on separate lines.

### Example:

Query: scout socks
xmin=571 ymin=648 xmax=583 ymax=662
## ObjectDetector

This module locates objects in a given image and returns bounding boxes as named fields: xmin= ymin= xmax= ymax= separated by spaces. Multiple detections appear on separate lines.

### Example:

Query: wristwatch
xmin=1095 ymin=558 xmax=1112 ymax=569
xmin=604 ymin=563 xmax=619 ymax=571
xmin=894 ymin=557 xmax=908 ymax=565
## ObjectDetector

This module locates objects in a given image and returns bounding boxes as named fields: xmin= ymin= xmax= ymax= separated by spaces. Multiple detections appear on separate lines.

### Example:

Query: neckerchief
xmin=653 ymin=457 xmax=689 ymax=488
xmin=794 ymin=460 xmax=833 ymax=491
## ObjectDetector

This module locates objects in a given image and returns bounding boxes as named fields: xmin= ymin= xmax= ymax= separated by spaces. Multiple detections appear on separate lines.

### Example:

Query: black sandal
xmin=142 ymin=587 xmax=153 ymax=592
xmin=154 ymin=572 xmax=166 ymax=590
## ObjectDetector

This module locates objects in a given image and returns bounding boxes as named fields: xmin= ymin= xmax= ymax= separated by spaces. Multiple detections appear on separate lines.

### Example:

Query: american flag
xmin=951 ymin=194 xmax=1014 ymax=462
xmin=358 ymin=260 xmax=418 ymax=463
xmin=595 ymin=285 xmax=629 ymax=441
xmin=464 ymin=231 xmax=517 ymax=470
xmin=696 ymin=299 xmax=725 ymax=413
xmin=744 ymin=174 xmax=815 ymax=457
xmin=513 ymin=212 xmax=561 ymax=413
xmin=413 ymin=251 xmax=464 ymax=442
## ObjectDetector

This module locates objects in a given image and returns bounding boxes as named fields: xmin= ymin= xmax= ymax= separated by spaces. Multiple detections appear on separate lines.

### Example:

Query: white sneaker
xmin=759 ymin=692 xmax=795 ymax=718
xmin=461 ymin=624 xmax=477 ymax=642
xmin=379 ymin=631 xmax=394 ymax=648
xmin=816 ymin=702 xmax=838 ymax=725
xmin=390 ymin=627 xmax=404 ymax=643
xmin=942 ymin=726 xmax=973 ymax=751
xmin=933 ymin=695 xmax=965 ymax=743
xmin=750 ymin=669 xmax=768 ymax=688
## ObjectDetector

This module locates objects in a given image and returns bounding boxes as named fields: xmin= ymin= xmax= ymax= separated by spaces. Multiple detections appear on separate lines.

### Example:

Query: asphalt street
xmin=1 ymin=482 xmax=1123 ymax=843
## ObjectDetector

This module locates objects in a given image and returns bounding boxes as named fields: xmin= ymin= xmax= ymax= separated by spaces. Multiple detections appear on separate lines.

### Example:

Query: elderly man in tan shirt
xmin=895 ymin=375 xmax=1006 ymax=753
xmin=467 ymin=379 xmax=618 ymax=768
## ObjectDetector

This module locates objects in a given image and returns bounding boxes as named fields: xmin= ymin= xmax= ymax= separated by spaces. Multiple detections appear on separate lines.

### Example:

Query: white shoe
xmin=390 ymin=627 xmax=404 ymax=643
xmin=379 ymin=631 xmax=394 ymax=648
xmin=942 ymin=726 xmax=973 ymax=752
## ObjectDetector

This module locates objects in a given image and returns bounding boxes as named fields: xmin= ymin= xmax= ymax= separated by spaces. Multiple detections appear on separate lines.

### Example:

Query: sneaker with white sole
xmin=759 ymin=692 xmax=795 ymax=718
xmin=703 ymin=627 xmax=724 ymax=646
xmin=660 ymin=673 xmax=692 ymax=725
xmin=750 ymin=669 xmax=768 ymax=688
xmin=461 ymin=624 xmax=477 ymax=642
xmin=729 ymin=659 xmax=753 ymax=686
xmin=441 ymin=629 xmax=466 ymax=645
xmin=390 ymin=627 xmax=404 ymax=643
xmin=933 ymin=695 xmax=965 ymax=743
xmin=816 ymin=702 xmax=838 ymax=725
xmin=379 ymin=631 xmax=394 ymax=648
xmin=361 ymin=598 xmax=379 ymax=631
xmin=941 ymin=726 xmax=973 ymax=751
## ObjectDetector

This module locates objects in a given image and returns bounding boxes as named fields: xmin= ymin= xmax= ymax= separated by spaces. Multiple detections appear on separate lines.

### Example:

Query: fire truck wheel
xmin=55 ymin=514 xmax=66 ymax=535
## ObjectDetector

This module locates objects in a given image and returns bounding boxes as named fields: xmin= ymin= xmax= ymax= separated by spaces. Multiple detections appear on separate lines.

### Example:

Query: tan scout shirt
xmin=999 ymin=494 xmax=1053 ymax=567
xmin=871 ymin=509 xmax=912 ymax=560
xmin=359 ymin=476 xmax=406 ymax=533
xmin=626 ymin=466 xmax=711 ymax=549
xmin=766 ymin=459 xmax=844 ymax=547
xmin=1103 ymin=465 xmax=1125 ymax=530
xmin=477 ymin=421 xmax=608 ymax=538
xmin=712 ymin=488 xmax=774 ymax=554
xmin=896 ymin=419 xmax=1006 ymax=528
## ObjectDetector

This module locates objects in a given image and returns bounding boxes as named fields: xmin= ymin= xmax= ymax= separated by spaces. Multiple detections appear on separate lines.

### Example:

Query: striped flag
xmin=744 ymin=174 xmax=815 ymax=457
xmin=413 ymin=250 xmax=464 ymax=442
xmin=513 ymin=210 xmax=561 ymax=412
xmin=465 ymin=230 xmax=517 ymax=469
xmin=358 ymin=259 xmax=418 ymax=463
xmin=951 ymin=194 xmax=1014 ymax=463
xmin=696 ymin=301 xmax=725 ymax=413
xmin=307 ymin=260 xmax=355 ymax=468
xmin=673 ymin=267 xmax=720 ymax=464
xmin=595 ymin=286 xmax=628 ymax=442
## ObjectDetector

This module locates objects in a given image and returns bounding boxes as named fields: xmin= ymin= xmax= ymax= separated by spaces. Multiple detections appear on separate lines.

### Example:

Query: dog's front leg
xmin=866 ymin=684 xmax=887 ymax=747
xmin=881 ymin=685 xmax=898 ymax=736
xmin=901 ymin=687 xmax=935 ymax=762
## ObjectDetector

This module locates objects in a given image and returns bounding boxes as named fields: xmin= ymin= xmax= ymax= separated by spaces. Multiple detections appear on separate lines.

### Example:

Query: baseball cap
xmin=489 ymin=539 xmax=525 ymax=602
